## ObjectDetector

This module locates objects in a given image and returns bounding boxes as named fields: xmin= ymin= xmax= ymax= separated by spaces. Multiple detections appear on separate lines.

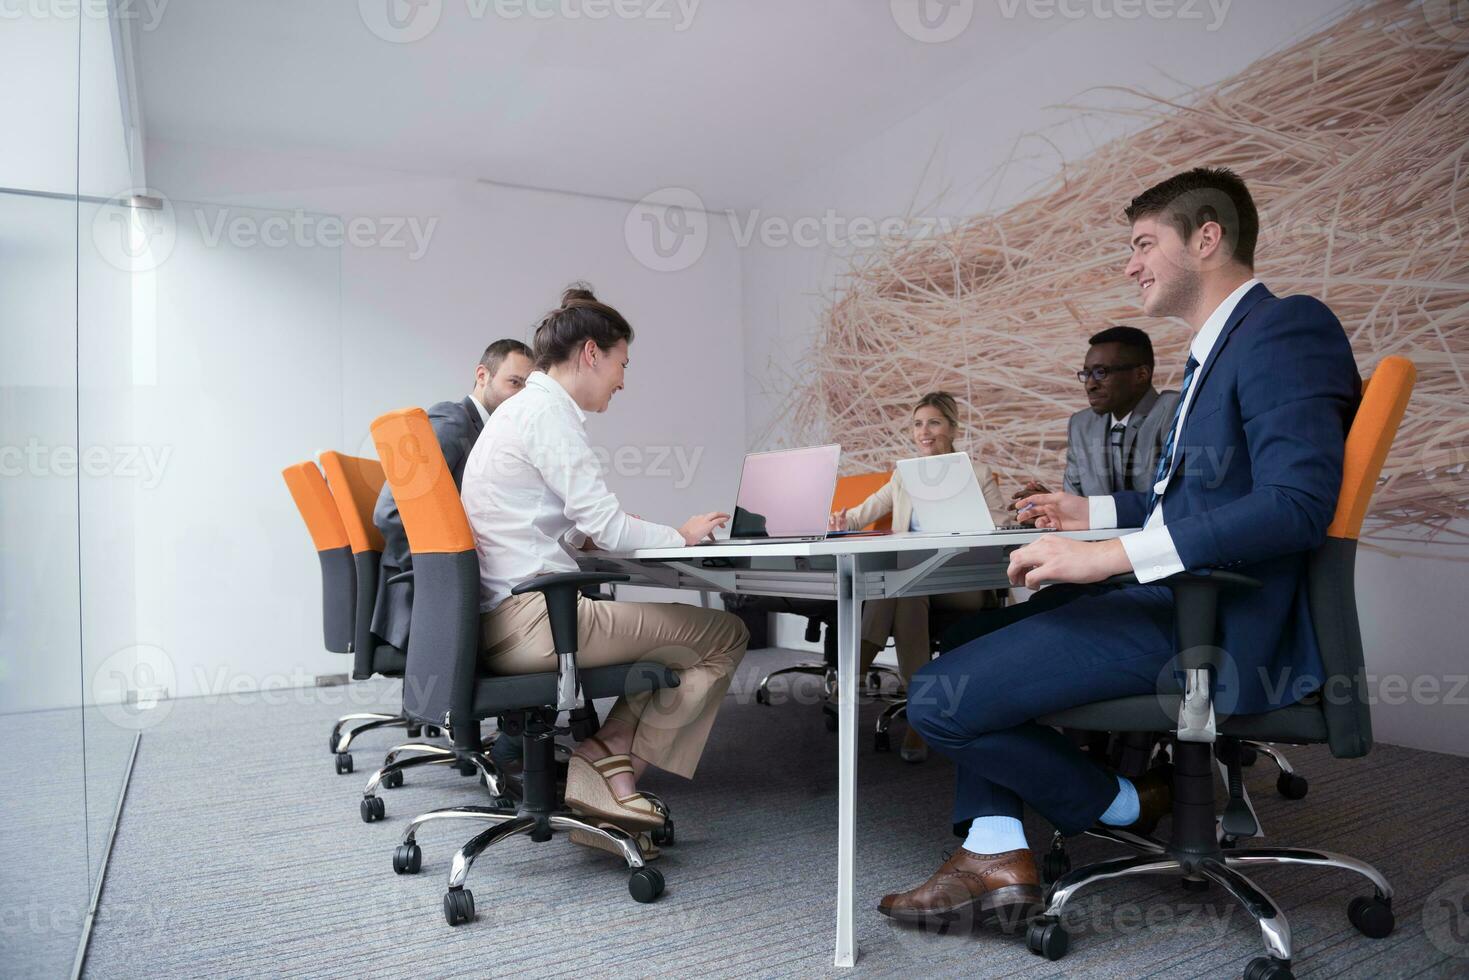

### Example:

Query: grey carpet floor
xmin=80 ymin=648 xmax=1469 ymax=979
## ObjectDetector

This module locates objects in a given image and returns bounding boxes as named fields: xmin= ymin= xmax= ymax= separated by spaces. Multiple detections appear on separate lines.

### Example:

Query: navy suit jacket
xmin=1111 ymin=284 xmax=1360 ymax=716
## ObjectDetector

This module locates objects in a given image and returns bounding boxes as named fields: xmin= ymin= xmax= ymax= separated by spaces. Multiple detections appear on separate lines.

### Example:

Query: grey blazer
xmin=1062 ymin=387 xmax=1180 ymax=497
xmin=370 ymin=395 xmax=485 ymax=650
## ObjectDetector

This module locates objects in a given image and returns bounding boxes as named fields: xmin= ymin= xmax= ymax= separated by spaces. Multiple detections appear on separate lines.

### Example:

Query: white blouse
xmin=461 ymin=371 xmax=683 ymax=612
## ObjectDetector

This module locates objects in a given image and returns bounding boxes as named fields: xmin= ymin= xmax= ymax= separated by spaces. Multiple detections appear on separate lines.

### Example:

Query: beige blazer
xmin=844 ymin=458 xmax=1006 ymax=533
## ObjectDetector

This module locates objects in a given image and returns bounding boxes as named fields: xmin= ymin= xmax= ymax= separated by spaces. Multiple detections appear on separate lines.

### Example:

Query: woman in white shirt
xmin=463 ymin=285 xmax=748 ymax=833
xmin=828 ymin=391 xmax=1006 ymax=762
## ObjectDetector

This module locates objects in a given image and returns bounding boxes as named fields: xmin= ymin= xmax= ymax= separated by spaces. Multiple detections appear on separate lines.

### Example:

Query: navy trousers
xmin=907 ymin=583 xmax=1176 ymax=836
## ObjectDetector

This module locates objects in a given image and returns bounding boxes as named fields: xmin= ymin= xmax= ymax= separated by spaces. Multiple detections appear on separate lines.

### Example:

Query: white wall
xmin=133 ymin=141 xmax=745 ymax=698
xmin=739 ymin=2 xmax=1469 ymax=757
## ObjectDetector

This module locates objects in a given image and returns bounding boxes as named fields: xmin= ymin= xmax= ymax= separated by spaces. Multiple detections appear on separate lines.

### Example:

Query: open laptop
xmin=895 ymin=451 xmax=1055 ymax=535
xmin=706 ymin=444 xmax=841 ymax=545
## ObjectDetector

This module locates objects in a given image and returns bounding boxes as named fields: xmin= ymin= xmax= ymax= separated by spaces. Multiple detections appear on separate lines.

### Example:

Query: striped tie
xmin=1146 ymin=354 xmax=1199 ymax=518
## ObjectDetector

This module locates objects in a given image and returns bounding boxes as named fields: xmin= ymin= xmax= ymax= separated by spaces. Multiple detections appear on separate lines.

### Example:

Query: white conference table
xmin=582 ymin=527 xmax=1128 ymax=967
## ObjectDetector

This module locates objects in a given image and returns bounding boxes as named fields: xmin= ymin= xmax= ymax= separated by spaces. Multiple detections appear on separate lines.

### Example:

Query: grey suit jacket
xmin=1062 ymin=387 xmax=1180 ymax=497
xmin=370 ymin=396 xmax=485 ymax=649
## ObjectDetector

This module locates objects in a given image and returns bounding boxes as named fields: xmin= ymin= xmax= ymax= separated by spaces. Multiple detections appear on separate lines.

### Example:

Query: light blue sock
xmin=1099 ymin=774 xmax=1140 ymax=826
xmin=962 ymin=815 xmax=1029 ymax=855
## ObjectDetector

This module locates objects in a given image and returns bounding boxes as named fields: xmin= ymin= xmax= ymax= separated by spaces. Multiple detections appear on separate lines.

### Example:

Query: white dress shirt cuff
xmin=1120 ymin=525 xmax=1186 ymax=584
xmin=1087 ymin=495 xmax=1118 ymax=530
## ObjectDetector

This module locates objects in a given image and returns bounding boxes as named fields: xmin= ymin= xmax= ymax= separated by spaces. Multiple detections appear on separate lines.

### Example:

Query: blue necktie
xmin=1147 ymin=354 xmax=1200 ymax=518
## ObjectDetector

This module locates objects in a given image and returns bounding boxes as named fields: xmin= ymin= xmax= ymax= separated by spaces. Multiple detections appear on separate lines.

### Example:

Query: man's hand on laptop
xmin=828 ymin=510 xmax=849 ymax=532
xmin=1013 ymin=491 xmax=1089 ymax=530
xmin=1007 ymin=536 xmax=1128 ymax=589
xmin=680 ymin=512 xmax=730 ymax=546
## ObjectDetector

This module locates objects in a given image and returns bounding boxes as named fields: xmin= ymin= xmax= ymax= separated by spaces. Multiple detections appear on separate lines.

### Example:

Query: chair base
xmin=359 ymin=748 xmax=512 ymax=823
xmin=1030 ymin=836 xmax=1394 ymax=978
xmin=754 ymin=662 xmax=903 ymax=708
xmin=393 ymin=804 xmax=668 ymax=925
xmin=328 ymin=712 xmax=446 ymax=774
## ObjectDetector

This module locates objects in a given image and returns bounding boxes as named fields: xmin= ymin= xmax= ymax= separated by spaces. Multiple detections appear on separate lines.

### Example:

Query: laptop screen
xmin=728 ymin=445 xmax=840 ymax=539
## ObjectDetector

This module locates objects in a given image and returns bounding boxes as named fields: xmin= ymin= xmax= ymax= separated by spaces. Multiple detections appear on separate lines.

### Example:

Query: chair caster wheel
xmin=393 ymin=843 xmax=422 ymax=874
xmin=1041 ymin=849 xmax=1071 ymax=884
xmin=651 ymin=819 xmax=675 ymax=847
xmin=755 ymin=688 xmax=771 ymax=706
xmin=629 ymin=866 xmax=665 ymax=903
xmin=823 ymin=705 xmax=838 ymax=732
xmin=335 ymin=752 xmax=353 ymax=775
xmin=1239 ymin=745 xmax=1259 ymax=766
xmin=443 ymin=888 xmax=475 ymax=926
xmin=1347 ymin=895 xmax=1394 ymax=938
xmin=1243 ymin=955 xmax=1293 ymax=980
xmin=383 ymin=769 xmax=404 ymax=789
xmin=406 ymin=724 xmax=422 ymax=739
xmin=360 ymin=796 xmax=386 ymax=823
xmin=874 ymin=730 xmax=891 ymax=753
xmin=1181 ymin=876 xmax=1210 ymax=892
xmin=491 ymin=795 xmax=516 ymax=810
xmin=1026 ymin=916 xmax=1068 ymax=960
xmin=1276 ymin=772 xmax=1308 ymax=799
xmin=424 ymin=725 xmax=442 ymax=738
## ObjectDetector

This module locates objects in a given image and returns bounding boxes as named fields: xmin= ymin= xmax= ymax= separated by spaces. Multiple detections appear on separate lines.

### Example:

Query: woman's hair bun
xmin=561 ymin=282 xmax=598 ymax=306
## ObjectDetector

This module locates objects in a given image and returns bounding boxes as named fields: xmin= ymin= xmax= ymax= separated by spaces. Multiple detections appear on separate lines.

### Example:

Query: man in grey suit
xmin=371 ymin=338 xmax=533 ymax=650
xmin=1014 ymin=326 xmax=1179 ymax=503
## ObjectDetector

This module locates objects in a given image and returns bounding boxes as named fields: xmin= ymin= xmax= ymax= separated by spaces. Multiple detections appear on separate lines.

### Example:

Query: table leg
xmin=834 ymin=553 xmax=859 ymax=967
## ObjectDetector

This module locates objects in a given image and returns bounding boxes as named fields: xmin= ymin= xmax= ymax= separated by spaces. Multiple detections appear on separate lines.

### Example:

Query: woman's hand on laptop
xmin=680 ymin=512 xmax=730 ymax=546
xmin=828 ymin=510 xmax=849 ymax=532
xmin=1013 ymin=491 xmax=1090 ymax=530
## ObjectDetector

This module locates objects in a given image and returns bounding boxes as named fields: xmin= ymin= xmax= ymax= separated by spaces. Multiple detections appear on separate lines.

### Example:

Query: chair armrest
xmin=1101 ymin=567 xmax=1262 ymax=742
xmin=511 ymin=573 xmax=630 ymax=710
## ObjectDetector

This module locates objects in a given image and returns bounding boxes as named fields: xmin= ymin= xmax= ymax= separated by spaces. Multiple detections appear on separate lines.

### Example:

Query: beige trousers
xmin=860 ymin=590 xmax=1000 ymax=682
xmin=480 ymin=593 xmax=749 ymax=779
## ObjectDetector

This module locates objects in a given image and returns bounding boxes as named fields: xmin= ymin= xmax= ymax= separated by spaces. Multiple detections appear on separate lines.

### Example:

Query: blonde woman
xmin=828 ymin=391 xmax=1006 ymax=762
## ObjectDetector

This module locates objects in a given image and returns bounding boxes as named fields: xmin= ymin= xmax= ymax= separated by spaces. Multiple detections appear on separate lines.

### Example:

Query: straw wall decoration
xmin=778 ymin=0 xmax=1468 ymax=551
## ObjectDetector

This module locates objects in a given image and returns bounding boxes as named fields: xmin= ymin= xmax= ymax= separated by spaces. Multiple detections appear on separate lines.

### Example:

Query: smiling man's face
xmin=1124 ymin=214 xmax=1201 ymax=319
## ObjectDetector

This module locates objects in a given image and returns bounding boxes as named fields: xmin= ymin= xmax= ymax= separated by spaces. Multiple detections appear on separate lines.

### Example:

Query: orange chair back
xmin=320 ymin=451 xmax=388 ymax=555
xmin=369 ymin=408 xmax=475 ymax=555
xmin=1326 ymin=356 xmax=1416 ymax=540
xmin=832 ymin=472 xmax=893 ymax=531
xmin=282 ymin=461 xmax=349 ymax=553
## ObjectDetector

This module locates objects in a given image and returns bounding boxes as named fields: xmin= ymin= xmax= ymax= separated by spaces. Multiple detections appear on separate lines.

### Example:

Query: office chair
xmin=318 ymin=451 xmax=458 ymax=788
xmin=283 ymin=460 xmax=403 ymax=770
xmin=1026 ymin=356 xmax=1415 ymax=980
xmin=366 ymin=407 xmax=675 ymax=923
xmin=748 ymin=471 xmax=901 ymax=727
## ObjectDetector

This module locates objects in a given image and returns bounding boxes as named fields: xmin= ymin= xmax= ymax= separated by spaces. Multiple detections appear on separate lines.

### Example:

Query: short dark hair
xmin=479 ymin=338 xmax=531 ymax=376
xmin=1124 ymin=167 xmax=1258 ymax=269
xmin=531 ymin=282 xmax=634 ymax=371
xmin=1087 ymin=325 xmax=1155 ymax=368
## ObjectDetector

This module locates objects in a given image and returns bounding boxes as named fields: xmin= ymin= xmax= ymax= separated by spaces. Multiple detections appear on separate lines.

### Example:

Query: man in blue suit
xmin=878 ymin=168 xmax=1361 ymax=934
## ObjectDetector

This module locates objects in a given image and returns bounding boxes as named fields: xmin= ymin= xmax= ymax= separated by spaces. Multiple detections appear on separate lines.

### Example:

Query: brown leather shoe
xmin=878 ymin=848 xmax=1043 ymax=934
xmin=1120 ymin=764 xmax=1173 ymax=836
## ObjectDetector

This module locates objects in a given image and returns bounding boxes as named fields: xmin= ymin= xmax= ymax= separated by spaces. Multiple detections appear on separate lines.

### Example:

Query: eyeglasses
xmin=1076 ymin=364 xmax=1142 ymax=383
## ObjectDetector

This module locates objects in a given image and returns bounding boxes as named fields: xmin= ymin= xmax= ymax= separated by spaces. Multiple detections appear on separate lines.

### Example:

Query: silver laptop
xmin=896 ymin=451 xmax=1050 ymax=535
xmin=711 ymin=444 xmax=841 ymax=545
